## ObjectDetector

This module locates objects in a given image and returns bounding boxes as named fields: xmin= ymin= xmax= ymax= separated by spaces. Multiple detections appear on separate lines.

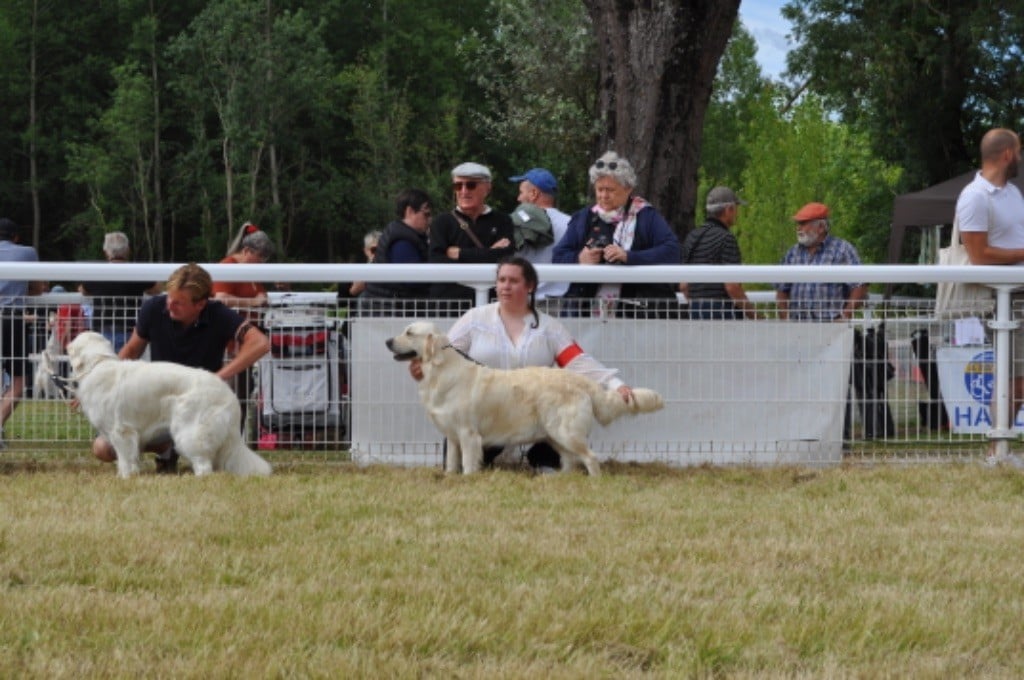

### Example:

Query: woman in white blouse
xmin=412 ymin=256 xmax=635 ymax=469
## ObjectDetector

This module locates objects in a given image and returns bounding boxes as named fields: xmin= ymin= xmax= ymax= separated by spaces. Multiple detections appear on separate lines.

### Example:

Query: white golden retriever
xmin=386 ymin=321 xmax=663 ymax=475
xmin=67 ymin=331 xmax=272 ymax=478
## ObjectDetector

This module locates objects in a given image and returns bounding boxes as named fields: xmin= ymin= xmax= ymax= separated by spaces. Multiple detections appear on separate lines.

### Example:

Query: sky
xmin=738 ymin=0 xmax=793 ymax=80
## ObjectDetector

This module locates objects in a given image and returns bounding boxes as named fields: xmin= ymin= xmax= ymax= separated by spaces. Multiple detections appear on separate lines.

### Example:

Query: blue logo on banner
xmin=963 ymin=350 xmax=994 ymax=405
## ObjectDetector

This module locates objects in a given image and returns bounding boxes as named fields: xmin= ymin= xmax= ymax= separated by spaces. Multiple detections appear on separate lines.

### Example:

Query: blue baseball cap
xmin=509 ymin=168 xmax=558 ymax=194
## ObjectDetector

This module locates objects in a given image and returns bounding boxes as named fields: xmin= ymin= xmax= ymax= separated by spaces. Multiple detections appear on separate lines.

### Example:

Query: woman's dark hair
xmin=395 ymin=188 xmax=431 ymax=219
xmin=497 ymin=256 xmax=540 ymax=328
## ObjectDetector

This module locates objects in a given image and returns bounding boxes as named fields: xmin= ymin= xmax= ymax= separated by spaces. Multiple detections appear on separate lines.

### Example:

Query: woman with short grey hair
xmin=553 ymin=151 xmax=681 ymax=316
xmin=587 ymin=150 xmax=639 ymax=188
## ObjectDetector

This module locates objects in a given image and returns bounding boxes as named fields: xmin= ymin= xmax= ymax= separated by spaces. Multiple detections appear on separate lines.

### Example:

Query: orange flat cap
xmin=792 ymin=202 xmax=829 ymax=221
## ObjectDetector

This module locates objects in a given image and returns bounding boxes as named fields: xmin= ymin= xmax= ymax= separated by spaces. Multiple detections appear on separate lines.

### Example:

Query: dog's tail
xmin=222 ymin=441 xmax=273 ymax=476
xmin=592 ymin=386 xmax=664 ymax=426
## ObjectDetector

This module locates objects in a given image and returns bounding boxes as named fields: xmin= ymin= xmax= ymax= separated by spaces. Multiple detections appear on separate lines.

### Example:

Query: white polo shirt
xmin=956 ymin=172 xmax=1024 ymax=254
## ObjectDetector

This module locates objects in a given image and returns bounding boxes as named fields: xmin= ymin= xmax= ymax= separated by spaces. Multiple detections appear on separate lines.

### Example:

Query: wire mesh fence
xmin=0 ymin=291 xmax=1007 ymax=470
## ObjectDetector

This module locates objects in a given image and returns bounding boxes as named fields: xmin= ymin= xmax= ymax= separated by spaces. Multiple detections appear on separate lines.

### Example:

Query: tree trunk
xmin=223 ymin=137 xmax=234 ymax=240
xmin=29 ymin=0 xmax=40 ymax=249
xmin=583 ymin=0 xmax=739 ymax=237
xmin=149 ymin=0 xmax=164 ymax=262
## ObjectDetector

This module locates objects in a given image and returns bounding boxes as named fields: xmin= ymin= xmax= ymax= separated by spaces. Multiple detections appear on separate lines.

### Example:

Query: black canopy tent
xmin=887 ymin=171 xmax=1024 ymax=263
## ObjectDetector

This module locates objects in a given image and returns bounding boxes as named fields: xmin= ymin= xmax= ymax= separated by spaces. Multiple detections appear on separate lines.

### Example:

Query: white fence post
xmin=988 ymin=285 xmax=1020 ymax=457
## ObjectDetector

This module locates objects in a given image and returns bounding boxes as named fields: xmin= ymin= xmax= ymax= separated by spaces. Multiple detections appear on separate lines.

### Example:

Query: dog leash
xmin=49 ymin=373 xmax=75 ymax=400
xmin=440 ymin=343 xmax=484 ymax=366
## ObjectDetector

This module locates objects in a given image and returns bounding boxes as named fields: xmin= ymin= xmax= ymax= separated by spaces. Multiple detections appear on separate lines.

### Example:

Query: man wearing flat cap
xmin=775 ymin=202 xmax=867 ymax=321
xmin=680 ymin=186 xmax=758 ymax=319
xmin=428 ymin=161 xmax=515 ymax=305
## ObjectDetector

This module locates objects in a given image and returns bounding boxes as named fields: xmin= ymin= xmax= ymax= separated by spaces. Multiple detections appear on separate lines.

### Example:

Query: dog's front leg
xmin=460 ymin=431 xmax=484 ymax=474
xmin=445 ymin=437 xmax=462 ymax=474
xmin=108 ymin=432 xmax=141 ymax=478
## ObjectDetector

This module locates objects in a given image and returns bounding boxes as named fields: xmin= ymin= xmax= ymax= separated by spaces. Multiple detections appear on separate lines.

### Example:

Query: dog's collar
xmin=440 ymin=343 xmax=484 ymax=366
xmin=68 ymin=353 xmax=115 ymax=385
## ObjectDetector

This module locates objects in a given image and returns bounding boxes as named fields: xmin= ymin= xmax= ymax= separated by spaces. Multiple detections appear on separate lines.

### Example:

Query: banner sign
xmin=936 ymin=346 xmax=1024 ymax=434
xmin=349 ymin=318 xmax=852 ymax=468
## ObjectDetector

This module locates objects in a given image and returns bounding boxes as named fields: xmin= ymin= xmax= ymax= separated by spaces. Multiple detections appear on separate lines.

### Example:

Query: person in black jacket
xmin=679 ymin=186 xmax=758 ymax=320
xmin=361 ymin=188 xmax=432 ymax=314
xmin=428 ymin=162 xmax=515 ymax=307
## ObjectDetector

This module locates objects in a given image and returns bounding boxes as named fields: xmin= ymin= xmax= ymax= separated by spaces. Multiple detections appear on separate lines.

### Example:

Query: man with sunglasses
xmin=428 ymin=162 xmax=515 ymax=308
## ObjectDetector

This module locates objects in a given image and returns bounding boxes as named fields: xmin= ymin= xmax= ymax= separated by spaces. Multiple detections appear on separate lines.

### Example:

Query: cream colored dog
xmin=386 ymin=321 xmax=663 ymax=475
xmin=67 ymin=331 xmax=272 ymax=478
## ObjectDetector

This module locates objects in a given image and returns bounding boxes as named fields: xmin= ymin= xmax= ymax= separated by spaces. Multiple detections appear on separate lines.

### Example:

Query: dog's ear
xmin=423 ymin=333 xmax=435 ymax=361
xmin=68 ymin=353 xmax=83 ymax=378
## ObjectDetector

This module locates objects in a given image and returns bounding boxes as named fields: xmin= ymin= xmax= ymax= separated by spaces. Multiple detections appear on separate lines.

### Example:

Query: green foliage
xmin=462 ymin=0 xmax=598 ymax=205
xmin=701 ymin=22 xmax=769 ymax=195
xmin=167 ymin=0 xmax=337 ymax=260
xmin=736 ymin=94 xmax=901 ymax=266
xmin=782 ymin=0 xmax=1024 ymax=187
xmin=337 ymin=56 xmax=414 ymax=236
xmin=66 ymin=62 xmax=155 ymax=259
xmin=0 ymin=0 xmax=987 ymax=270
xmin=698 ymin=18 xmax=902 ymax=268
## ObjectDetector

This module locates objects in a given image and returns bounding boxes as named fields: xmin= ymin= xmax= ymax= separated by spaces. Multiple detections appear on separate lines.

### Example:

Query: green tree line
xmin=0 ymin=0 xmax=1020 ymax=272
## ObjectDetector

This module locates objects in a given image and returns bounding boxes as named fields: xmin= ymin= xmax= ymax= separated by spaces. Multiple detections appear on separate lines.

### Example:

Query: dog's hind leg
xmin=170 ymin=423 xmax=215 ymax=477
xmin=551 ymin=436 xmax=601 ymax=476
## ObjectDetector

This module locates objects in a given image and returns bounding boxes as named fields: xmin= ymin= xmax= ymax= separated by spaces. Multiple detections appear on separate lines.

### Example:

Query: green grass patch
xmin=0 ymin=461 xmax=1022 ymax=677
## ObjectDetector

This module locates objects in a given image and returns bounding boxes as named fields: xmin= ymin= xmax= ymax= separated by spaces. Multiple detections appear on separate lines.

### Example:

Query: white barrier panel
xmin=936 ymin=346 xmax=1024 ymax=434
xmin=349 ymin=318 xmax=852 ymax=467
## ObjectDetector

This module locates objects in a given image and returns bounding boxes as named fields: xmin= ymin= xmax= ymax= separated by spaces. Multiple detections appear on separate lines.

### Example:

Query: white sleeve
xmin=544 ymin=315 xmax=624 ymax=391
xmin=956 ymin=187 xmax=989 ymax=233
xmin=564 ymin=352 xmax=625 ymax=391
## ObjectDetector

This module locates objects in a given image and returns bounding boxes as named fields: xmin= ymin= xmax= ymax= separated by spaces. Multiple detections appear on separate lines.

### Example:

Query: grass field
xmin=1 ymin=459 xmax=1023 ymax=678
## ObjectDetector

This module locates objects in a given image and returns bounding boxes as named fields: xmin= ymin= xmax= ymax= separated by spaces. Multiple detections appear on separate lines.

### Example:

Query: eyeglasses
xmin=594 ymin=160 xmax=619 ymax=170
xmin=452 ymin=181 xmax=480 ymax=192
xmin=419 ymin=206 xmax=432 ymax=217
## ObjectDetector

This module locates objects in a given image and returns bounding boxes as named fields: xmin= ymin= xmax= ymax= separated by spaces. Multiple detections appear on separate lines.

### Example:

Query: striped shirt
xmin=680 ymin=218 xmax=741 ymax=300
xmin=775 ymin=235 xmax=863 ymax=321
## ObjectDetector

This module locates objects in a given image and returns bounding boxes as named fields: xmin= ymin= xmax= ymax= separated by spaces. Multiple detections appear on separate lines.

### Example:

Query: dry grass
xmin=1 ymin=460 xmax=1023 ymax=678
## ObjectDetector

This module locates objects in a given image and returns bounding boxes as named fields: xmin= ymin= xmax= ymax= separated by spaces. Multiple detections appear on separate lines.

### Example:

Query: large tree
xmin=783 ymin=0 xmax=1024 ymax=188
xmin=583 ymin=0 xmax=740 ymax=236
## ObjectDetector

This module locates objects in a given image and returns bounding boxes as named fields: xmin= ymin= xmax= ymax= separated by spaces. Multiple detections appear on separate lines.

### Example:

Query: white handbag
xmin=934 ymin=216 xmax=994 ymax=319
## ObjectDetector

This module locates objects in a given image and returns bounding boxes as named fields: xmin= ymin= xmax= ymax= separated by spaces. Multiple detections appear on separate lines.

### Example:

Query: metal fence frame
xmin=0 ymin=262 xmax=1020 ymax=468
